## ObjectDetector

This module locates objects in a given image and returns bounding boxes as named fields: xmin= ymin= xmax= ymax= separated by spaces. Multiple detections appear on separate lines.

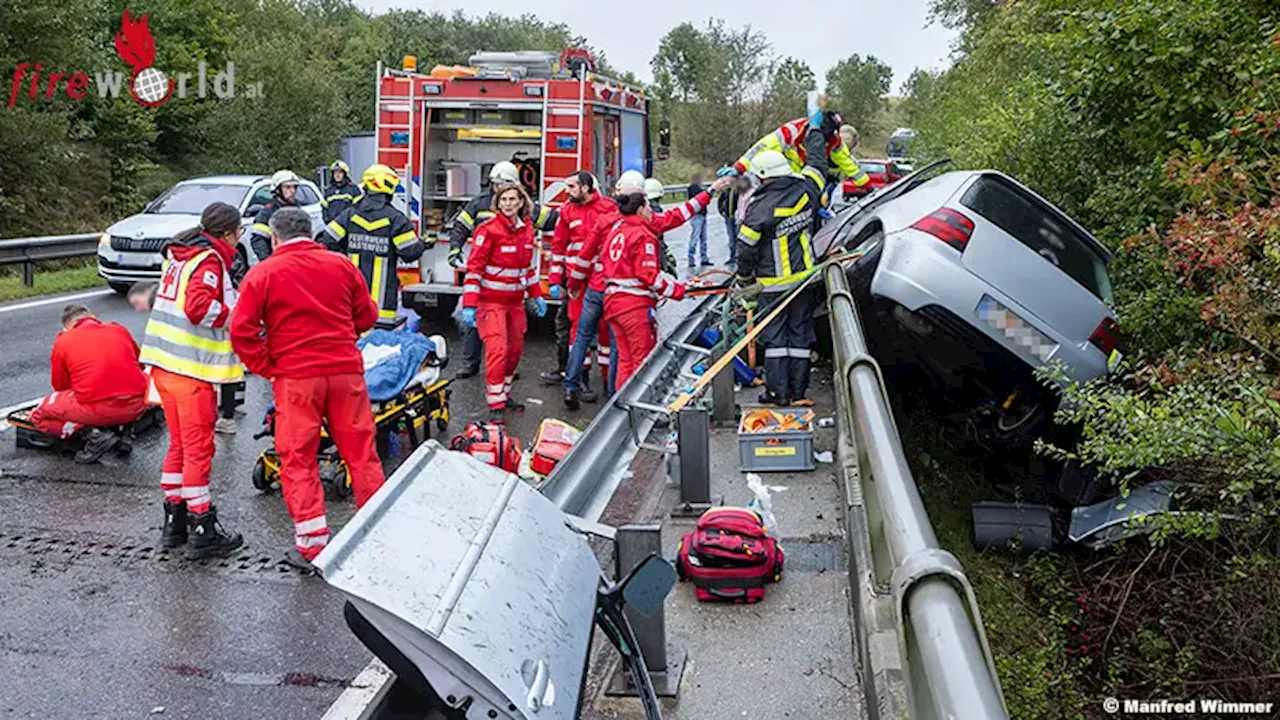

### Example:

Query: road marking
xmin=0 ymin=396 xmax=42 ymax=432
xmin=0 ymin=288 xmax=113 ymax=315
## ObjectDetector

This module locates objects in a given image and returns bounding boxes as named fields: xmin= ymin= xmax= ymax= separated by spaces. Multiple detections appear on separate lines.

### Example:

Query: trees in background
xmin=824 ymin=54 xmax=893 ymax=135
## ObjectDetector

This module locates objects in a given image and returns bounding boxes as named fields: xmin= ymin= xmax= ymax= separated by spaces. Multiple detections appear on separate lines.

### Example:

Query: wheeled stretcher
xmin=6 ymin=403 xmax=163 ymax=457
xmin=251 ymin=333 xmax=451 ymax=500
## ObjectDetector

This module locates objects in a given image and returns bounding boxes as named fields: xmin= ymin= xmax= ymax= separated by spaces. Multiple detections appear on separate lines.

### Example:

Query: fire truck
xmin=373 ymin=49 xmax=653 ymax=316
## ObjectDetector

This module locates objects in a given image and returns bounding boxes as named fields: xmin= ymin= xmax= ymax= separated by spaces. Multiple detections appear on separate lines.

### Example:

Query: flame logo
xmin=114 ymin=9 xmax=156 ymax=71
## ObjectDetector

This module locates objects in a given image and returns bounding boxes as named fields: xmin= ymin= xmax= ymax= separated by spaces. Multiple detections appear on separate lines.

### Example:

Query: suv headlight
xmin=98 ymin=233 xmax=119 ymax=263
xmin=98 ymin=233 xmax=111 ymax=249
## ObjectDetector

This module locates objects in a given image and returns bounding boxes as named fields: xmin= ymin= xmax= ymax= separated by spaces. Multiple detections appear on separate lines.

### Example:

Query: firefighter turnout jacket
xmin=734 ymin=118 xmax=869 ymax=191
xmin=323 ymin=193 xmax=425 ymax=323
xmin=462 ymin=214 xmax=544 ymax=308
xmin=322 ymin=177 xmax=361 ymax=224
xmin=448 ymin=190 xmax=558 ymax=255
xmin=600 ymin=215 xmax=686 ymax=320
xmin=549 ymin=191 xmax=618 ymax=288
xmin=736 ymin=128 xmax=831 ymax=290
xmin=246 ymin=200 xmax=296 ymax=266
xmin=139 ymin=234 xmax=245 ymax=385
xmin=571 ymin=191 xmax=712 ymax=295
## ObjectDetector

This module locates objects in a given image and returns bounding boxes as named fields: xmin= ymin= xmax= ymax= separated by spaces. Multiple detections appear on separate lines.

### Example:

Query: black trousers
xmin=758 ymin=287 xmax=817 ymax=402
xmin=218 ymin=381 xmax=245 ymax=420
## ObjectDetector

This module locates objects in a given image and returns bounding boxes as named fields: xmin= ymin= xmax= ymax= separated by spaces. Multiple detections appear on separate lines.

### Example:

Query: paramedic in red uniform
xmin=460 ymin=183 xmax=548 ymax=423
xmin=230 ymin=207 xmax=385 ymax=569
xmin=542 ymin=171 xmax=617 ymax=397
xmin=30 ymin=304 xmax=148 ymax=458
xmin=600 ymin=186 xmax=688 ymax=390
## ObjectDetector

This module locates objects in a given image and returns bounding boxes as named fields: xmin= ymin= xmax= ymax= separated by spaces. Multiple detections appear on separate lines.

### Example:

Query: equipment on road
xmin=529 ymin=417 xmax=581 ymax=477
xmin=676 ymin=507 xmax=784 ymax=604
xmin=7 ymin=403 xmax=163 ymax=459
xmin=448 ymin=421 xmax=522 ymax=473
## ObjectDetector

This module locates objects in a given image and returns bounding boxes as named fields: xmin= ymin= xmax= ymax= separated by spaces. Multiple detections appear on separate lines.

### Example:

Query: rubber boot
xmin=563 ymin=389 xmax=581 ymax=411
xmin=580 ymin=375 xmax=598 ymax=404
xmin=161 ymin=500 xmax=188 ymax=548
xmin=186 ymin=505 xmax=243 ymax=560
xmin=75 ymin=428 xmax=120 ymax=464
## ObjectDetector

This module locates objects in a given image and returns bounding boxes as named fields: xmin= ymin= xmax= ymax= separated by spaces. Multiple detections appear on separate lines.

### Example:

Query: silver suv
xmin=97 ymin=175 xmax=324 ymax=293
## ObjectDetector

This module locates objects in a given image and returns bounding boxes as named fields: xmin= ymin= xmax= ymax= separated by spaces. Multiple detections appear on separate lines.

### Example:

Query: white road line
xmin=321 ymin=658 xmax=394 ymax=720
xmin=0 ymin=288 xmax=113 ymax=315
xmin=0 ymin=396 xmax=43 ymax=432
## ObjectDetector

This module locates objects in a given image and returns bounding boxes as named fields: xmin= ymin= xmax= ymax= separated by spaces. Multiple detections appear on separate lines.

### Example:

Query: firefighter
xmin=246 ymin=169 xmax=303 ymax=266
xmin=138 ymin=202 xmax=244 ymax=560
xmin=447 ymin=161 xmax=558 ymax=380
xmin=542 ymin=171 xmax=617 ymax=396
xmin=644 ymin=178 xmax=680 ymax=276
xmin=734 ymin=114 xmax=835 ymax=408
xmin=322 ymin=160 xmax=361 ymax=223
xmin=458 ymin=183 xmax=548 ymax=423
xmin=322 ymin=164 xmax=426 ymax=327
xmin=230 ymin=207 xmax=385 ymax=569
xmin=732 ymin=112 xmax=870 ymax=199
xmin=599 ymin=185 xmax=687 ymax=390
xmin=29 ymin=304 xmax=149 ymax=463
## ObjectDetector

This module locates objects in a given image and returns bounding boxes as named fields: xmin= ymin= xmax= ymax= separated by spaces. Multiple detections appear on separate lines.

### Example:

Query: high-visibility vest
xmin=139 ymin=249 xmax=244 ymax=384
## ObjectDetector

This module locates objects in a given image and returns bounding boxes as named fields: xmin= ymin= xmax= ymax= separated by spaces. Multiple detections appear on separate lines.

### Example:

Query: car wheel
xmin=108 ymin=281 xmax=133 ymax=295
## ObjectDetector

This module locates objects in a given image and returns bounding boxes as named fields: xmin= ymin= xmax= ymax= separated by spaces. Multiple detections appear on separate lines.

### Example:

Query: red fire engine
xmin=374 ymin=49 xmax=652 ymax=315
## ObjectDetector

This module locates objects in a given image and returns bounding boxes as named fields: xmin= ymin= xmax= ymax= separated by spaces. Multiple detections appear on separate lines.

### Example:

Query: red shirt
xmin=50 ymin=317 xmax=147 ymax=403
xmin=462 ymin=213 xmax=544 ymax=308
xmin=571 ymin=191 xmax=712 ymax=294
xmin=230 ymin=239 xmax=378 ymax=379
xmin=599 ymin=215 xmax=686 ymax=321
xmin=549 ymin=192 xmax=618 ymax=288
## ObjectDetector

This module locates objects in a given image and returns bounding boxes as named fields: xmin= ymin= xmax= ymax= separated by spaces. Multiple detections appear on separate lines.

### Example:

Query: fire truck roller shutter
xmin=620 ymin=113 xmax=647 ymax=177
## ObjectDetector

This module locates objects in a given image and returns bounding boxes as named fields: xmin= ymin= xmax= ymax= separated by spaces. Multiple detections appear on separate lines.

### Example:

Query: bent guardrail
xmin=0 ymin=233 xmax=100 ymax=286
xmin=825 ymin=263 xmax=1008 ymax=720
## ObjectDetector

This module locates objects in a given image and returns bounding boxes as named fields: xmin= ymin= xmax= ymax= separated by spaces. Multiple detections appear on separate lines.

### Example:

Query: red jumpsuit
xmin=230 ymin=238 xmax=384 ymax=561
xmin=599 ymin=215 xmax=687 ymax=389
xmin=549 ymin=191 xmax=618 ymax=381
xmin=31 ymin=317 xmax=148 ymax=438
xmin=463 ymin=214 xmax=543 ymax=411
xmin=570 ymin=191 xmax=713 ymax=296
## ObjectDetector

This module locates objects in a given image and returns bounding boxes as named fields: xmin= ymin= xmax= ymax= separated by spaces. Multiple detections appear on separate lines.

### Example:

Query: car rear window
xmin=860 ymin=162 xmax=887 ymax=175
xmin=960 ymin=175 xmax=1113 ymax=302
xmin=148 ymin=183 xmax=249 ymax=215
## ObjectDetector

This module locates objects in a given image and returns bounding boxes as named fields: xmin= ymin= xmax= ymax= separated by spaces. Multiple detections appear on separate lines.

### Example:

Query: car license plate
xmin=976 ymin=296 xmax=1059 ymax=363
xmin=414 ymin=292 xmax=439 ymax=308
xmin=118 ymin=253 xmax=160 ymax=268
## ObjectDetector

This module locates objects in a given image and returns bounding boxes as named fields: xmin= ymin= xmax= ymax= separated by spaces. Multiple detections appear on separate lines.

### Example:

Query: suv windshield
xmin=148 ymin=183 xmax=250 ymax=215
xmin=860 ymin=162 xmax=888 ymax=175
xmin=960 ymin=175 xmax=1113 ymax=302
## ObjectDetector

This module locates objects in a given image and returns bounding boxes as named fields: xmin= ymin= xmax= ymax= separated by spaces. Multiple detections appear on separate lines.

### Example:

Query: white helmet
xmin=644 ymin=178 xmax=665 ymax=200
xmin=615 ymin=169 xmax=646 ymax=195
xmin=750 ymin=150 xmax=794 ymax=180
xmin=269 ymin=169 xmax=301 ymax=193
xmin=490 ymin=161 xmax=519 ymax=185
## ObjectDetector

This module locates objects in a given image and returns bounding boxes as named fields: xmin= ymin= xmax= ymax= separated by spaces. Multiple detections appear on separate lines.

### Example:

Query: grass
xmin=0 ymin=262 xmax=105 ymax=303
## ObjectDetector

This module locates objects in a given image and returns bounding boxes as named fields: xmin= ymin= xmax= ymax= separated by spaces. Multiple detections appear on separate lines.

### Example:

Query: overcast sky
xmin=356 ymin=0 xmax=958 ymax=94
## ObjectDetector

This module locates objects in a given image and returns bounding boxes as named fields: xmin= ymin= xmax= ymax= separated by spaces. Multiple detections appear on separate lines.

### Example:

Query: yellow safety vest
xmin=139 ymin=249 xmax=244 ymax=384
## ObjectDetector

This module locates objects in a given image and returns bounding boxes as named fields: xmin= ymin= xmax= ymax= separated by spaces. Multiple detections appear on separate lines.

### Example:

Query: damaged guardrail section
xmin=825 ymin=264 xmax=1008 ymax=720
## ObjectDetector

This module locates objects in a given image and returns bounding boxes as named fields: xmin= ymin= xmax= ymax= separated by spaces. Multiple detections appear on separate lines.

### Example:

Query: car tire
xmin=108 ymin=281 xmax=133 ymax=295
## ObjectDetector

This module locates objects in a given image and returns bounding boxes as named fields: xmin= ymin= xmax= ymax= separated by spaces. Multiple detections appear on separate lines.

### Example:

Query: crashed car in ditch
xmin=816 ymin=161 xmax=1121 ymax=442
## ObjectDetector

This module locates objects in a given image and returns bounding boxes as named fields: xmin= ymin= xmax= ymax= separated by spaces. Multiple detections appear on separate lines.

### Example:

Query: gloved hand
xmin=534 ymin=296 xmax=548 ymax=318
xmin=733 ymin=272 xmax=754 ymax=288
xmin=818 ymin=207 xmax=836 ymax=221
xmin=820 ymin=111 xmax=843 ymax=140
xmin=710 ymin=175 xmax=734 ymax=194
xmin=548 ymin=284 xmax=562 ymax=300
xmin=807 ymin=91 xmax=824 ymax=130
xmin=448 ymin=248 xmax=464 ymax=268
xmin=421 ymin=233 xmax=438 ymax=249
xmin=460 ymin=307 xmax=477 ymax=327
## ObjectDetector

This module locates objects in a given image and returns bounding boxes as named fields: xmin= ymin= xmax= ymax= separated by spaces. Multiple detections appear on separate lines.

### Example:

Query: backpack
xmin=529 ymin=418 xmax=581 ymax=477
xmin=449 ymin=422 xmax=522 ymax=473
xmin=676 ymin=507 xmax=784 ymax=604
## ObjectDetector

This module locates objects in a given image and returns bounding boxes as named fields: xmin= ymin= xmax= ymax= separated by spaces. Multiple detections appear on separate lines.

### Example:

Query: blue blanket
xmin=357 ymin=330 xmax=437 ymax=402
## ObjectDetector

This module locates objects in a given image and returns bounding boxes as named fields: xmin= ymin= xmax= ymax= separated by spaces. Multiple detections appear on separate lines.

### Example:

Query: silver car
xmin=817 ymin=166 xmax=1119 ymax=419
xmin=96 ymin=174 xmax=325 ymax=293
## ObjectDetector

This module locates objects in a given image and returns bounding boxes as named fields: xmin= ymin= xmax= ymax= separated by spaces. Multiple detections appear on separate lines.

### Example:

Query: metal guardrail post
xmin=710 ymin=346 xmax=736 ymax=426
xmin=608 ymin=525 xmax=685 ymax=697
xmin=671 ymin=406 xmax=717 ymax=517
xmin=824 ymin=263 xmax=1008 ymax=720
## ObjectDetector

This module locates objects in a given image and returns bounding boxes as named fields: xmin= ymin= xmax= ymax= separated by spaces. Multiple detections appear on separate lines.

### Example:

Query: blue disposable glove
xmin=534 ymin=296 xmax=548 ymax=318
xmin=806 ymin=90 xmax=823 ymax=130
xmin=461 ymin=307 xmax=477 ymax=327
xmin=818 ymin=208 xmax=835 ymax=221
xmin=716 ymin=166 xmax=734 ymax=178
xmin=548 ymin=284 xmax=562 ymax=300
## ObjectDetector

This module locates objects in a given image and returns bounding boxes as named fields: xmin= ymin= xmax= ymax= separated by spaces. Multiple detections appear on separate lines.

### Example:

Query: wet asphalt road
xmin=0 ymin=213 xmax=732 ymax=719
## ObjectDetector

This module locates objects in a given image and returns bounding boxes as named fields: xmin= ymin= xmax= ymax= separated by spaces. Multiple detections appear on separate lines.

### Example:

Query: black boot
xmin=75 ymin=428 xmax=120 ymax=464
xmin=488 ymin=408 xmax=506 ymax=424
xmin=580 ymin=377 xmax=598 ymax=404
xmin=563 ymin=389 xmax=581 ymax=411
xmin=505 ymin=398 xmax=525 ymax=413
xmin=161 ymin=501 xmax=187 ymax=548
xmin=539 ymin=369 xmax=565 ymax=386
xmin=186 ymin=505 xmax=243 ymax=560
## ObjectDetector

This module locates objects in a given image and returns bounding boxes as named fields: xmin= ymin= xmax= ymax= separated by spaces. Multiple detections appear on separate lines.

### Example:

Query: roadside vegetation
xmin=900 ymin=0 xmax=1280 ymax=711
xmin=0 ymin=260 xmax=100 ymax=303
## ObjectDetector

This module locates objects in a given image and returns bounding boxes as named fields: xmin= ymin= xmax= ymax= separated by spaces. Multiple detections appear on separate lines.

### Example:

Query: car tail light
xmin=1089 ymin=317 xmax=1120 ymax=355
xmin=911 ymin=208 xmax=974 ymax=251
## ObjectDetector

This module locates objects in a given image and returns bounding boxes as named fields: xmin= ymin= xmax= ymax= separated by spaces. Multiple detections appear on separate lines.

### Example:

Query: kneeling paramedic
xmin=323 ymin=164 xmax=425 ymax=327
xmin=447 ymin=161 xmax=557 ymax=380
xmin=734 ymin=110 xmax=835 ymax=407
xmin=138 ymin=202 xmax=245 ymax=560
xmin=231 ymin=207 xmax=385 ymax=568
xmin=459 ymin=183 xmax=547 ymax=423
xmin=30 ymin=304 xmax=149 ymax=462
xmin=599 ymin=184 xmax=688 ymax=391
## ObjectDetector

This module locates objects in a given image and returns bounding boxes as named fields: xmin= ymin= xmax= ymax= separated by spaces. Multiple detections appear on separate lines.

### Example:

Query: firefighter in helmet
xmin=322 ymin=160 xmax=361 ymax=224
xmin=246 ymin=169 xmax=303 ymax=266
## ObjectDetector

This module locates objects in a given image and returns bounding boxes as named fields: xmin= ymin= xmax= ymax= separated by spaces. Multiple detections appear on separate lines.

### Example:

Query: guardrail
xmin=825 ymin=263 xmax=1008 ymax=719
xmin=0 ymin=233 xmax=100 ymax=286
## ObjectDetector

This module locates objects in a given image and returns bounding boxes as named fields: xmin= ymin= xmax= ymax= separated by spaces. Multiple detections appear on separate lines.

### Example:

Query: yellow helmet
xmin=362 ymin=164 xmax=400 ymax=194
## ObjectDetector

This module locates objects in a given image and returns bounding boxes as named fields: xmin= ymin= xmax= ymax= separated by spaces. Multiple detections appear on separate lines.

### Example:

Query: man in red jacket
xmin=30 ymin=304 xmax=149 ymax=461
xmin=230 ymin=207 xmax=384 ymax=568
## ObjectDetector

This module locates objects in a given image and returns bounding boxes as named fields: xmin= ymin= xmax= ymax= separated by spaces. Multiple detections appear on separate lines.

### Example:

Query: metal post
xmin=671 ymin=406 xmax=718 ymax=517
xmin=23 ymin=260 xmax=34 ymax=287
xmin=607 ymin=525 xmax=685 ymax=697
xmin=710 ymin=346 xmax=736 ymax=426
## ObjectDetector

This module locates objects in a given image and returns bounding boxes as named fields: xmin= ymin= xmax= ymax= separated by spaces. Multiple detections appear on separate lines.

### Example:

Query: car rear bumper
xmin=870 ymin=228 xmax=1107 ymax=384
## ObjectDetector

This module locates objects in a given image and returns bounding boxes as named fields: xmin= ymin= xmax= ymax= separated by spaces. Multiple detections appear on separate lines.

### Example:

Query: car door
xmin=296 ymin=182 xmax=325 ymax=234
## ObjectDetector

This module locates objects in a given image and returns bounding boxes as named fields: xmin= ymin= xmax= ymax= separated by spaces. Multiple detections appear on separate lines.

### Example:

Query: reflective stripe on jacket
xmin=324 ymin=194 xmax=424 ymax=321
xmin=140 ymin=248 xmax=244 ymax=384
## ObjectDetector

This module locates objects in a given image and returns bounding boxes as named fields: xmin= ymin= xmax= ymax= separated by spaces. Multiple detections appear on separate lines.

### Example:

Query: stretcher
xmin=6 ymin=403 xmax=163 ymax=457
xmin=251 ymin=334 xmax=451 ymax=500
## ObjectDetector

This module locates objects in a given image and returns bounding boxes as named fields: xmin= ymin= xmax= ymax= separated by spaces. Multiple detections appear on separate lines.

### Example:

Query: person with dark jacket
xmin=231 ymin=207 xmax=384 ymax=569
xmin=716 ymin=174 xmax=751 ymax=266
xmin=322 ymin=164 xmax=426 ymax=326
xmin=245 ymin=169 xmax=303 ymax=266
xmin=734 ymin=115 xmax=835 ymax=408
xmin=322 ymin=160 xmax=361 ymax=224
xmin=685 ymin=173 xmax=710 ymax=267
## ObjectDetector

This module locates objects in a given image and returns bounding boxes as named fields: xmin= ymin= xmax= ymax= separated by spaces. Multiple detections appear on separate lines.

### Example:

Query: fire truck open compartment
xmin=377 ymin=49 xmax=652 ymax=315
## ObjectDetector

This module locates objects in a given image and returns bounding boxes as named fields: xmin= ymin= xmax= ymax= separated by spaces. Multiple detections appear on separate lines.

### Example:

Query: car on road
xmin=816 ymin=164 xmax=1119 ymax=433
xmin=96 ymin=175 xmax=324 ymax=293
xmin=841 ymin=159 xmax=907 ymax=198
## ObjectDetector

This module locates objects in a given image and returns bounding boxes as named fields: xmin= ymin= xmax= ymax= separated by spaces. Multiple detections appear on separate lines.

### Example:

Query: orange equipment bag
xmin=529 ymin=418 xmax=582 ymax=477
